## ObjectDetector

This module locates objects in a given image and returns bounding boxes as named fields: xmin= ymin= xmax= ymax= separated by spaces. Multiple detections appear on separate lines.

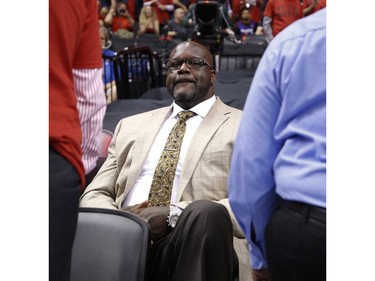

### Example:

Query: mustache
xmin=173 ymin=78 xmax=196 ymax=86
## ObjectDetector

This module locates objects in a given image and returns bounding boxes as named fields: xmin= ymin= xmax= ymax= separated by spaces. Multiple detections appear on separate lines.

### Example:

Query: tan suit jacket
xmin=80 ymin=97 xmax=252 ymax=280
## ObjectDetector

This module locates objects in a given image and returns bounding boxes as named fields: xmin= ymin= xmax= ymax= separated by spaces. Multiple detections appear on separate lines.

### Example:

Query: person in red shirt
xmin=49 ymin=0 xmax=104 ymax=280
xmin=263 ymin=0 xmax=303 ymax=42
xmin=104 ymin=0 xmax=136 ymax=34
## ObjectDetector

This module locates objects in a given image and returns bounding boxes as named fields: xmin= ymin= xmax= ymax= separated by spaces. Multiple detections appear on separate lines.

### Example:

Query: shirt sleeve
xmin=263 ymin=16 xmax=273 ymax=42
xmin=228 ymin=43 xmax=281 ymax=269
xmin=263 ymin=0 xmax=273 ymax=18
xmin=74 ymin=68 xmax=107 ymax=174
xmin=73 ymin=0 xmax=102 ymax=69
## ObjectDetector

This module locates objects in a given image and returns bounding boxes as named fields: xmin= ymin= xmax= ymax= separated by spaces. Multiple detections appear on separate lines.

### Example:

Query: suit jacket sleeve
xmin=79 ymin=119 xmax=124 ymax=209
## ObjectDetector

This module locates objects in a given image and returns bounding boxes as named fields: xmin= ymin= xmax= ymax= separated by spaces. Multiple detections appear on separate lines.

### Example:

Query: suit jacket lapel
xmin=176 ymin=98 xmax=231 ymax=200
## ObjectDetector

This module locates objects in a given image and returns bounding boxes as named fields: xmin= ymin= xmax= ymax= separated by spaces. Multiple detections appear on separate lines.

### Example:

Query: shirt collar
xmin=171 ymin=95 xmax=216 ymax=119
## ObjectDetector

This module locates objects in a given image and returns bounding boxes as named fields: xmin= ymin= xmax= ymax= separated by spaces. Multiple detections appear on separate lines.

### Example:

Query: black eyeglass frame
xmin=166 ymin=57 xmax=213 ymax=70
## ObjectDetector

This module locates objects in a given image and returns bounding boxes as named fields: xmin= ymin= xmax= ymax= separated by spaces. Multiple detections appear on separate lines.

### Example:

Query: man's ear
xmin=210 ymin=70 xmax=216 ymax=84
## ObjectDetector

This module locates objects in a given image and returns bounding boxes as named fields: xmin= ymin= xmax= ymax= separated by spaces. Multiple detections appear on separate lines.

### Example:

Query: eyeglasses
xmin=166 ymin=57 xmax=213 ymax=70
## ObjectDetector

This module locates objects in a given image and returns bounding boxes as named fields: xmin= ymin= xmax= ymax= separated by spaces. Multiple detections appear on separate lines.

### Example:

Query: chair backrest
xmin=113 ymin=46 xmax=163 ymax=99
xmin=70 ymin=208 xmax=150 ymax=281
xmin=218 ymin=37 xmax=267 ymax=72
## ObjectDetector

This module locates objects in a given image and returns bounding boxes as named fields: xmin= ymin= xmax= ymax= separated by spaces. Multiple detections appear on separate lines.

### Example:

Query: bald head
xmin=166 ymin=41 xmax=216 ymax=109
xmin=173 ymin=7 xmax=186 ymax=22
xmin=169 ymin=41 xmax=213 ymax=67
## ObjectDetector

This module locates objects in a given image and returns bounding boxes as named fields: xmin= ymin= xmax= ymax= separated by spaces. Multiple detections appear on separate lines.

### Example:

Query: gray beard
xmin=168 ymin=84 xmax=211 ymax=109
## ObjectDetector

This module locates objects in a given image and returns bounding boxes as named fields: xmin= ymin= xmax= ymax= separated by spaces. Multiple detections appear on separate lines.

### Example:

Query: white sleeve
xmin=74 ymin=68 xmax=107 ymax=174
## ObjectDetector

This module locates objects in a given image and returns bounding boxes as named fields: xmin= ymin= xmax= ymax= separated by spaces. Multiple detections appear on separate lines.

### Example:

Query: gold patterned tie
xmin=148 ymin=111 xmax=196 ymax=206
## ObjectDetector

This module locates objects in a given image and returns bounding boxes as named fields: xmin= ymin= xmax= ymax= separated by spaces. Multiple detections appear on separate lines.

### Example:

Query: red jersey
xmin=264 ymin=0 xmax=303 ymax=37
xmin=49 ymin=0 xmax=102 ymax=186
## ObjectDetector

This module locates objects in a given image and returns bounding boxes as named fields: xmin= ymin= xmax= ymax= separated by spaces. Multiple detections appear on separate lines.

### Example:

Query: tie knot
xmin=178 ymin=111 xmax=196 ymax=123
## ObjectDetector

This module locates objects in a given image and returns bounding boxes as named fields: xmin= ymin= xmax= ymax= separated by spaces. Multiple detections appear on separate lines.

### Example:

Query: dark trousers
xmin=265 ymin=200 xmax=326 ymax=281
xmin=149 ymin=200 xmax=239 ymax=281
xmin=49 ymin=148 xmax=81 ymax=281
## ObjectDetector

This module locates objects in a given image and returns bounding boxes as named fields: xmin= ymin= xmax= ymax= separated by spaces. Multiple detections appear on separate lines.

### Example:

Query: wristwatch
xmin=167 ymin=205 xmax=183 ymax=228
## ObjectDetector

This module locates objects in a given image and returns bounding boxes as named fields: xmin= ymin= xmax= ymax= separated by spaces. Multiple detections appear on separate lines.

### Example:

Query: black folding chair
xmin=70 ymin=208 xmax=150 ymax=281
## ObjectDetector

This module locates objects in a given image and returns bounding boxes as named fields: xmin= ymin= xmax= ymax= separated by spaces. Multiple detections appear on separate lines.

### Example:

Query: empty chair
xmin=70 ymin=207 xmax=150 ymax=281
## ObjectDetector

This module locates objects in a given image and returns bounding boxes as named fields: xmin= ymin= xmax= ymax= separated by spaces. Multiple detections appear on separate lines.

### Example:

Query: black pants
xmin=149 ymin=200 xmax=239 ymax=281
xmin=265 ymin=200 xmax=326 ymax=281
xmin=49 ymin=148 xmax=81 ymax=281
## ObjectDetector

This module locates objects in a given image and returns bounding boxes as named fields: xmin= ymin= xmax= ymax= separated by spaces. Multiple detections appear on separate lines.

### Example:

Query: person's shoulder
xmin=292 ymin=8 xmax=326 ymax=33
xmin=121 ymin=106 xmax=171 ymax=123
xmin=265 ymin=8 xmax=325 ymax=58
xmin=274 ymin=8 xmax=326 ymax=44
xmin=229 ymin=106 xmax=243 ymax=119
xmin=113 ymin=106 xmax=169 ymax=131
xmin=215 ymin=97 xmax=243 ymax=117
xmin=226 ymin=104 xmax=243 ymax=115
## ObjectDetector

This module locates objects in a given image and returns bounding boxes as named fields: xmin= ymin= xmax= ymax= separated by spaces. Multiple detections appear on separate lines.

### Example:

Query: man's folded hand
xmin=121 ymin=201 xmax=170 ymax=242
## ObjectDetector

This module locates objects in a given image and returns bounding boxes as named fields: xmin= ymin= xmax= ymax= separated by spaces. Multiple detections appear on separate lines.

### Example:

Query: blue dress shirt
xmin=228 ymin=8 xmax=326 ymax=270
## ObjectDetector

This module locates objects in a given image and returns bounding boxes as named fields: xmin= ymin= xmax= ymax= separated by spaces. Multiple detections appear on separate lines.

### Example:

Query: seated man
xmin=166 ymin=8 xmax=191 ymax=41
xmin=80 ymin=41 xmax=252 ymax=281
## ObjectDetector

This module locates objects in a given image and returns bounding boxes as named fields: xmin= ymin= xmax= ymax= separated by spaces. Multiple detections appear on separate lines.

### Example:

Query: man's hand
xmin=121 ymin=200 xmax=149 ymax=214
xmin=122 ymin=201 xmax=170 ymax=242
xmin=138 ymin=205 xmax=170 ymax=242
xmin=251 ymin=268 xmax=271 ymax=281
